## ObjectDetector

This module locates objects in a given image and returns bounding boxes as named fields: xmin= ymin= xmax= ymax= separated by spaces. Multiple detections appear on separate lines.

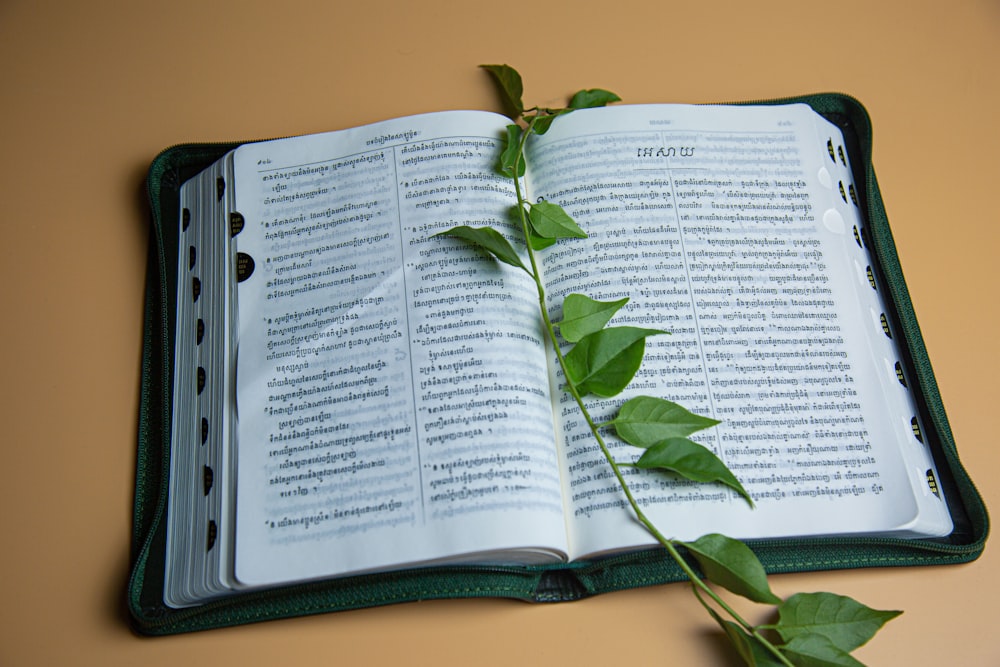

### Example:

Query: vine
xmin=436 ymin=64 xmax=899 ymax=667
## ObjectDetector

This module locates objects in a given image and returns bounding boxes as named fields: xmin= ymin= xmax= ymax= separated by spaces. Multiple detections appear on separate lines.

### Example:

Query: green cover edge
xmin=127 ymin=96 xmax=989 ymax=635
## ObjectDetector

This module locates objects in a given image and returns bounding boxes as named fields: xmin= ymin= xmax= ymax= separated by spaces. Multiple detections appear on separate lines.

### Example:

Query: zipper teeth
xmin=139 ymin=562 xmax=545 ymax=632
xmin=711 ymin=91 xmax=864 ymax=108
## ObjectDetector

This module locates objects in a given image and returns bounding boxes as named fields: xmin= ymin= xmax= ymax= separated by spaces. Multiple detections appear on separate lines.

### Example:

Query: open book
xmin=162 ymin=102 xmax=956 ymax=609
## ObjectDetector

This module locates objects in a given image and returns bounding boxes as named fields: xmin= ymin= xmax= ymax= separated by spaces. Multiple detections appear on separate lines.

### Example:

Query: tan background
xmin=1 ymin=1 xmax=997 ymax=664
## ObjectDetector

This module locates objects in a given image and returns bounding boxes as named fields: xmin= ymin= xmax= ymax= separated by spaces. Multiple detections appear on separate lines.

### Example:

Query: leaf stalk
xmin=511 ymin=113 xmax=795 ymax=667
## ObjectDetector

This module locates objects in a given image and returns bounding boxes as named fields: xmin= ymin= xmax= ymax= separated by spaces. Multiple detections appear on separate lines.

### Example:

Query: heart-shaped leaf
xmin=527 ymin=200 xmax=587 ymax=240
xmin=612 ymin=396 xmax=719 ymax=447
xmin=563 ymin=327 xmax=665 ymax=397
xmin=559 ymin=294 xmax=629 ymax=342
xmin=434 ymin=225 xmax=526 ymax=272
xmin=781 ymin=633 xmax=865 ymax=667
xmin=569 ymin=88 xmax=622 ymax=109
xmin=480 ymin=64 xmax=524 ymax=116
xmin=775 ymin=593 xmax=902 ymax=653
xmin=704 ymin=606 xmax=787 ymax=667
xmin=633 ymin=438 xmax=753 ymax=506
xmin=530 ymin=110 xmax=568 ymax=135
xmin=528 ymin=231 xmax=558 ymax=250
xmin=682 ymin=533 xmax=780 ymax=605
xmin=498 ymin=124 xmax=525 ymax=178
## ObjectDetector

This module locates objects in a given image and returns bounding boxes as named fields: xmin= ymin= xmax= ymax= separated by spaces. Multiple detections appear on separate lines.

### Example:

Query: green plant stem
xmin=511 ymin=120 xmax=794 ymax=667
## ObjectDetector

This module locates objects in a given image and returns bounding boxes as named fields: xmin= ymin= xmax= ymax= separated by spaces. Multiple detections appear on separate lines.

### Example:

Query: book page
xmin=229 ymin=111 xmax=567 ymax=587
xmin=524 ymin=104 xmax=952 ymax=558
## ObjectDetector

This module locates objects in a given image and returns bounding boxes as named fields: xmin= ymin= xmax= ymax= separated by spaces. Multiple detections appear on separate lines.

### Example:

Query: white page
xmin=523 ymin=103 xmax=951 ymax=558
xmin=229 ymin=111 xmax=568 ymax=587
xmin=163 ymin=170 xmax=201 ymax=607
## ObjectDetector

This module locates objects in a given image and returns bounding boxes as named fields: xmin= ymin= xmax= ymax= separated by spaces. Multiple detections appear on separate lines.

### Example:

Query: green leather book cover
xmin=128 ymin=93 xmax=987 ymax=636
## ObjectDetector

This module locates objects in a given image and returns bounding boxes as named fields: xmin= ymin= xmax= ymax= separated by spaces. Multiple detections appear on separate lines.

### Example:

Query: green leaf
xmin=776 ymin=592 xmax=902 ymax=653
xmin=480 ymin=64 xmax=524 ymax=116
xmin=781 ymin=633 xmax=866 ymax=667
xmin=527 ymin=201 xmax=587 ymax=240
xmin=434 ymin=225 xmax=527 ymax=272
xmin=527 ymin=231 xmax=557 ymax=250
xmin=633 ymin=438 xmax=754 ymax=506
xmin=530 ymin=110 xmax=567 ymax=135
xmin=705 ymin=609 xmax=787 ymax=667
xmin=569 ymin=88 xmax=622 ymax=109
xmin=718 ymin=621 xmax=758 ymax=666
xmin=559 ymin=294 xmax=629 ymax=343
xmin=682 ymin=534 xmax=781 ymax=605
xmin=499 ymin=124 xmax=525 ymax=178
xmin=697 ymin=588 xmax=785 ymax=666
xmin=563 ymin=327 xmax=666 ymax=397
xmin=612 ymin=396 xmax=720 ymax=447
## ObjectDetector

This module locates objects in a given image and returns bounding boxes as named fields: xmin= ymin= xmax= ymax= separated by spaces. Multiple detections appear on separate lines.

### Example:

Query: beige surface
xmin=1 ymin=1 xmax=997 ymax=665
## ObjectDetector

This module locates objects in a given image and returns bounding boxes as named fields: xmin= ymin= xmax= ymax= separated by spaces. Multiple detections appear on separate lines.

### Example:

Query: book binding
xmin=128 ymin=93 xmax=988 ymax=635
